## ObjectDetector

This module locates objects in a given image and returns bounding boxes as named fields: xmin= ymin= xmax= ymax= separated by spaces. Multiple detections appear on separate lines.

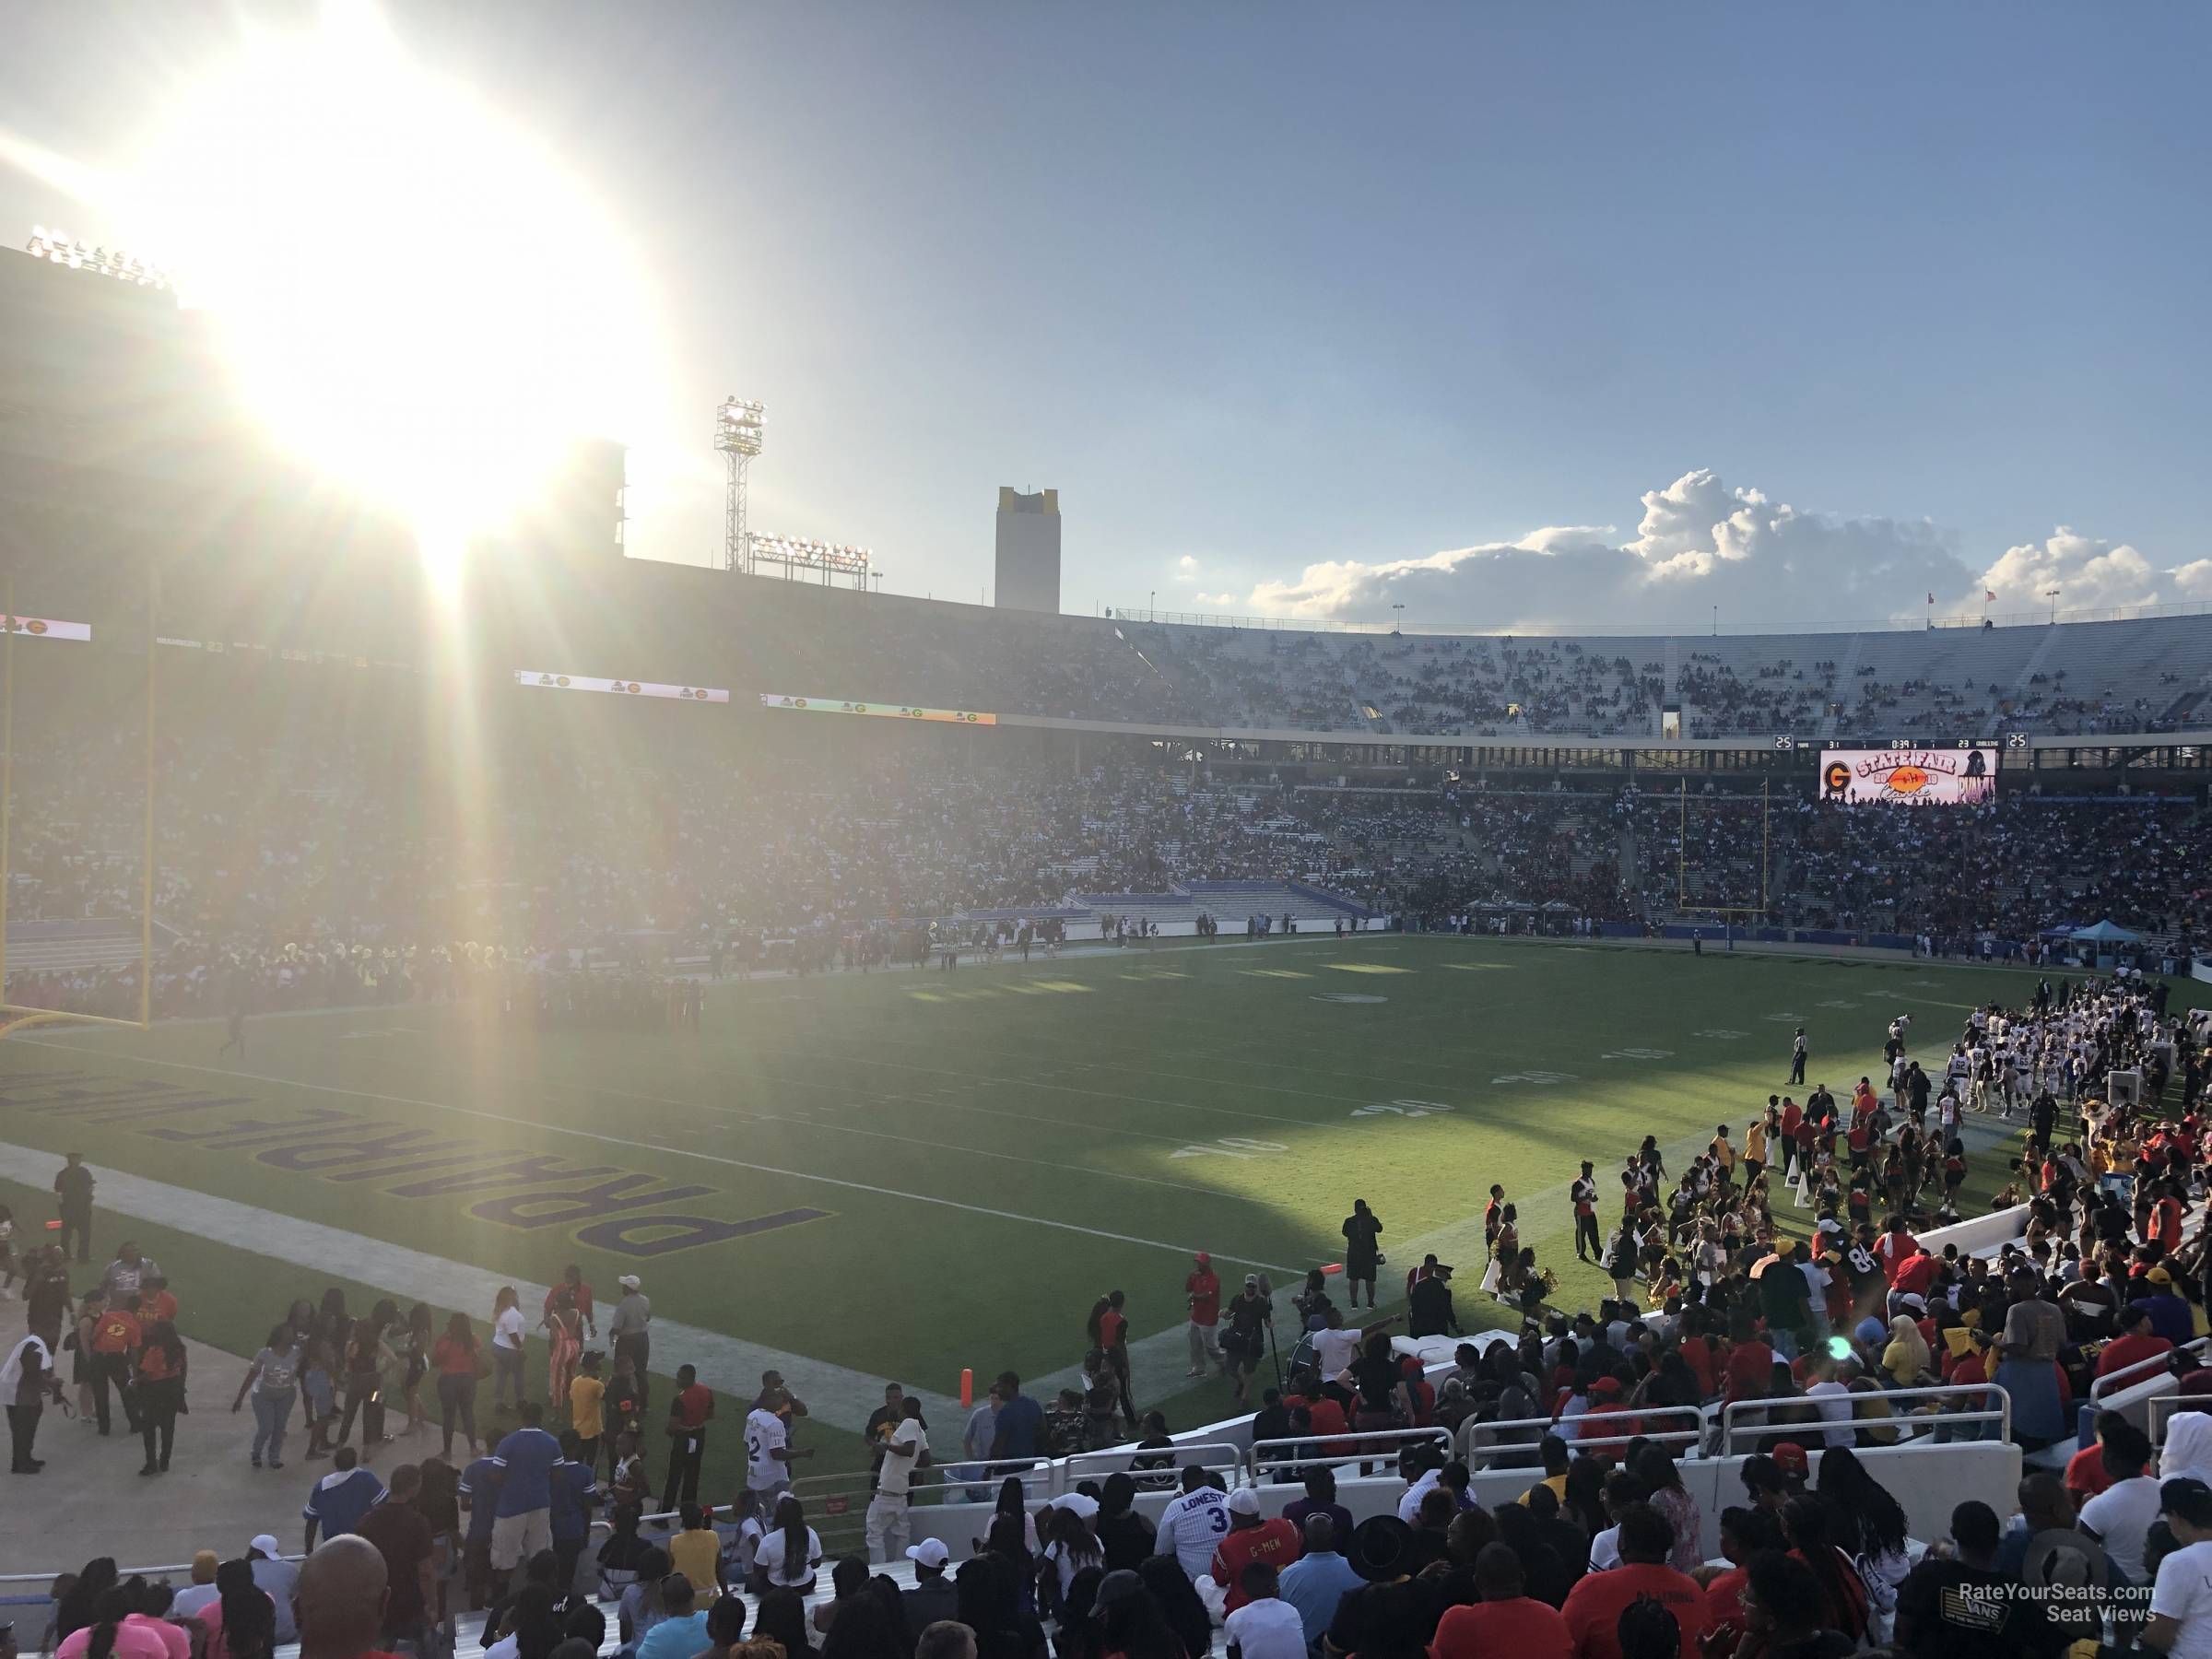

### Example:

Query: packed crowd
xmin=13 ymin=978 xmax=2212 ymax=1659
xmin=9 ymin=725 xmax=2208 ymax=1021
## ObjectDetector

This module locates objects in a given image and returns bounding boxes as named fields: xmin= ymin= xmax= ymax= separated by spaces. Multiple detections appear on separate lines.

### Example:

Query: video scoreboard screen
xmin=1789 ymin=738 xmax=1998 ymax=806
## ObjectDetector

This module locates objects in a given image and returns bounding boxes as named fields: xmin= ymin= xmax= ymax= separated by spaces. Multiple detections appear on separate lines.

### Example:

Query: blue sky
xmin=6 ymin=2 xmax=2209 ymax=628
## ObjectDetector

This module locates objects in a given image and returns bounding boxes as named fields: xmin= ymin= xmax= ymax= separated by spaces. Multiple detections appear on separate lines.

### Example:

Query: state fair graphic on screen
xmin=1818 ymin=745 xmax=1996 ymax=806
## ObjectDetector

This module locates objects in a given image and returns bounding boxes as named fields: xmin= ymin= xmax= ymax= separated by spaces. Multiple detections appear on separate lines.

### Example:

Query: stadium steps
xmin=2012 ymin=623 xmax=2065 ymax=704
xmin=1818 ymin=632 xmax=1865 ymax=736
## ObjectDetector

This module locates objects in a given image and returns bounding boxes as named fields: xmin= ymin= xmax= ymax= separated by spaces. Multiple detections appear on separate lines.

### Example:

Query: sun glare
xmin=121 ymin=2 xmax=665 ymax=581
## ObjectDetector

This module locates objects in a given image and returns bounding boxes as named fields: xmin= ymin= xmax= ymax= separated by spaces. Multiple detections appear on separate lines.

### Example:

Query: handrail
xmin=1716 ymin=1382 xmax=2011 ymax=1453
xmin=1474 ymin=1404 xmax=1710 ymax=1465
xmin=1244 ymin=1425 xmax=1452 ymax=1482
xmin=1059 ymin=1441 xmax=1245 ymax=1490
xmin=2144 ymin=1393 xmax=2210 ymax=1446
xmin=2089 ymin=1336 xmax=2207 ymax=1403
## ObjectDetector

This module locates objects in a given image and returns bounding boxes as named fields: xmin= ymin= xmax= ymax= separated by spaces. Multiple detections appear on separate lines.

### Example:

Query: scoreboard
xmin=1786 ymin=738 xmax=2000 ymax=806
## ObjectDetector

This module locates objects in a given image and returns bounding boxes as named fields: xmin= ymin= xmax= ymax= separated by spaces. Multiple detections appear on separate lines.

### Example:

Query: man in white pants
xmin=866 ymin=1396 xmax=930 ymax=1564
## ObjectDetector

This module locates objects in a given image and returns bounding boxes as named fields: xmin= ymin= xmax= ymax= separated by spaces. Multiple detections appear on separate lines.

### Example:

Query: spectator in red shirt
xmin=137 ymin=1277 xmax=179 ymax=1327
xmin=1703 ymin=1505 xmax=1786 ymax=1628
xmin=1185 ymin=1253 xmax=1222 ymax=1378
xmin=2066 ymin=1409 xmax=2146 ymax=1503
xmin=1433 ymin=1543 xmax=1572 ymax=1659
xmin=661 ymin=1363 xmax=713 ymax=1511
xmin=88 ymin=1295 xmax=144 ymax=1437
xmin=1212 ymin=1488 xmax=1301 ymax=1613
xmin=2153 ymin=1185 xmax=2185 ymax=1253
xmin=543 ymin=1266 xmax=596 ymax=1341
xmin=1876 ymin=1218 xmax=1920 ymax=1285
xmin=1723 ymin=1314 xmax=1774 ymax=1406
xmin=2094 ymin=1304 xmax=2173 ymax=1382
xmin=1891 ymin=1250 xmax=1941 ymax=1302
xmin=1562 ymin=1504 xmax=1710 ymax=1659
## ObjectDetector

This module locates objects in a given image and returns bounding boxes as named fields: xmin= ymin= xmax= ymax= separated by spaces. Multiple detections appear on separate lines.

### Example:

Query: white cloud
xmin=1193 ymin=591 xmax=1240 ymax=606
xmin=1243 ymin=467 xmax=2186 ymax=629
xmin=1178 ymin=554 xmax=1199 ymax=570
xmin=1980 ymin=529 xmax=2165 ymax=612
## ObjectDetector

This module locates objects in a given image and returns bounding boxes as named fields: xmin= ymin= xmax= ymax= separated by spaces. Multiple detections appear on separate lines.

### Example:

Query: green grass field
xmin=1 ymin=934 xmax=2196 ymax=1495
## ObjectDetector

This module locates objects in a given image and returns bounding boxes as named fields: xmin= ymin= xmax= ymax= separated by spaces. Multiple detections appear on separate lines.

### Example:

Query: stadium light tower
xmin=714 ymin=397 xmax=766 ymax=572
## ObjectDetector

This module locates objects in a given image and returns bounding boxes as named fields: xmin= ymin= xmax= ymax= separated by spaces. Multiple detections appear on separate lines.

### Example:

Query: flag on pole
xmin=1985 ymin=590 xmax=1996 ymax=602
xmin=1927 ymin=593 xmax=1935 ymax=606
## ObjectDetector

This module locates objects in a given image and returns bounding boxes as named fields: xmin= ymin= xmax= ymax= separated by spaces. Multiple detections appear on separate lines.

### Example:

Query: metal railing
xmin=1063 ymin=1441 xmax=1246 ymax=1487
xmin=1244 ymin=1424 xmax=1452 ymax=1482
xmin=1716 ymin=1382 xmax=2011 ymax=1453
xmin=2089 ymin=1336 xmax=2207 ymax=1403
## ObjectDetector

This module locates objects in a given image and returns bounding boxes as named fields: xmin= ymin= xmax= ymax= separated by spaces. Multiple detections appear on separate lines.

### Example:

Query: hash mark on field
xmin=1241 ymin=970 xmax=1312 ymax=980
xmin=1324 ymin=963 xmax=1411 ymax=975
xmin=1443 ymin=963 xmax=1512 ymax=971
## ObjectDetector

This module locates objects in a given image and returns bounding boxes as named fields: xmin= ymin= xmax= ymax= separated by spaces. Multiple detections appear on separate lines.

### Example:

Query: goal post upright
xmin=139 ymin=569 xmax=155 ymax=1030
xmin=1 ymin=567 xmax=12 ymax=1005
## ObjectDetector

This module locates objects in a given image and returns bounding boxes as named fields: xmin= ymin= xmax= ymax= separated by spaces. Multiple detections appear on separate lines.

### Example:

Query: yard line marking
xmin=711 ymin=1040 xmax=1362 ymax=1125
xmin=9 ymin=1038 xmax=1301 ymax=1273
xmin=0 ymin=1137 xmax=961 ymax=1433
xmin=303 ymin=1041 xmax=1297 ymax=1206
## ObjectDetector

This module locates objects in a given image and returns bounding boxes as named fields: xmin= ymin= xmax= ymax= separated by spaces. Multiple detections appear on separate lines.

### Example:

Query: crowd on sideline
xmin=12 ymin=977 xmax=2212 ymax=1659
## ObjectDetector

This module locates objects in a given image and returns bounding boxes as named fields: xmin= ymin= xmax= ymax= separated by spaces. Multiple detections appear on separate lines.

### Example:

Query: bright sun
xmin=122 ymin=2 xmax=665 ymax=582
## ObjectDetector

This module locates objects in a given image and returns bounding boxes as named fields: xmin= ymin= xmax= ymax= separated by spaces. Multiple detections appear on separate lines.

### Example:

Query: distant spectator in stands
xmin=900 ymin=1540 xmax=960 ymax=1642
xmin=302 ymin=1446 xmax=384 ymax=1551
xmin=292 ymin=1535 xmax=390 ymax=1659
xmin=354 ymin=1462 xmax=436 ymax=1653
xmin=245 ymin=1536 xmax=298 ymax=1646
xmin=2147 ymin=1477 xmax=2212 ymax=1659
xmin=2098 ymin=1304 xmax=2174 ymax=1382
xmin=1738 ymin=1551 xmax=1856 ymax=1659
xmin=635 ymin=1575 xmax=711 ymax=1659
xmin=1278 ymin=1514 xmax=1362 ymax=1652
xmin=194 ymin=1559 xmax=276 ymax=1659
xmin=1224 ymin=1562 xmax=1306 ymax=1659
xmin=2081 ymin=1421 xmax=2163 ymax=1586
xmin=1432 ymin=1542 xmax=1571 ymax=1659
xmin=1562 ymin=1504 xmax=1708 ymax=1659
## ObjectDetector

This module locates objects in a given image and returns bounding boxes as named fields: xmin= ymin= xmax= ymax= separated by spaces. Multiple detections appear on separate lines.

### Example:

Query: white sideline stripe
xmin=9 ymin=1037 xmax=1302 ymax=1274
xmin=0 ymin=1136 xmax=959 ymax=1433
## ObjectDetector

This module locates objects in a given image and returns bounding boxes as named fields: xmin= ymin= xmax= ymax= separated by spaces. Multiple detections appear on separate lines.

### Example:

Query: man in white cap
xmin=609 ymin=1276 xmax=652 ymax=1408
xmin=249 ymin=1534 xmax=301 ymax=1643
xmin=900 ymin=1538 xmax=959 ymax=1641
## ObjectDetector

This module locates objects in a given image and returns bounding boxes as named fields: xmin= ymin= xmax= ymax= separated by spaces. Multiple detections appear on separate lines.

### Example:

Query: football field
xmin=0 ymin=934 xmax=2191 ymax=1488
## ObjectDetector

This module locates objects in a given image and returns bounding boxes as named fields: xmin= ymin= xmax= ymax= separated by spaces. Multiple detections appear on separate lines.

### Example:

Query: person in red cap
xmin=1184 ymin=1253 xmax=1222 ymax=1378
xmin=1770 ymin=1441 xmax=1810 ymax=1484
